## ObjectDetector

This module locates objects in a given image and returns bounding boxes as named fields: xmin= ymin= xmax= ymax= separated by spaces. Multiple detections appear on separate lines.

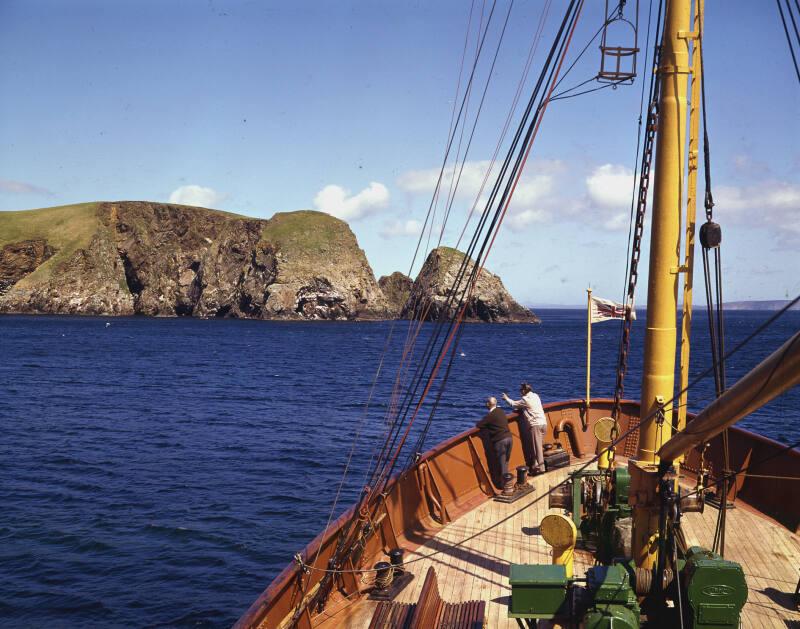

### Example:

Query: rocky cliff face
xmin=0 ymin=202 xmax=387 ymax=320
xmin=378 ymin=271 xmax=413 ymax=316
xmin=258 ymin=211 xmax=388 ymax=320
xmin=0 ymin=239 xmax=54 ymax=294
xmin=401 ymin=247 xmax=539 ymax=323
xmin=0 ymin=204 xmax=534 ymax=322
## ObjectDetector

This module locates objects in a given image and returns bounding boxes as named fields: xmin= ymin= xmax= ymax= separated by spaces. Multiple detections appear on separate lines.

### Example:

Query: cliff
xmin=378 ymin=271 xmax=413 ymax=317
xmin=0 ymin=202 xmax=387 ymax=320
xmin=401 ymin=247 xmax=539 ymax=323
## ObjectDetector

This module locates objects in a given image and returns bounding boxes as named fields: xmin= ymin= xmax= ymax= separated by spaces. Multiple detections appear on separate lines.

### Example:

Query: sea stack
xmin=401 ymin=246 xmax=539 ymax=323
xmin=378 ymin=271 xmax=413 ymax=317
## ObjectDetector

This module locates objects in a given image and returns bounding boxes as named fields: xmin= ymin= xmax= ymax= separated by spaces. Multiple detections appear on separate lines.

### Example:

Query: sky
xmin=0 ymin=0 xmax=797 ymax=306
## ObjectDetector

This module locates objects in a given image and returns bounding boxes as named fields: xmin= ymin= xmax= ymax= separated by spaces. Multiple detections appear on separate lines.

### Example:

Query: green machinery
xmin=682 ymin=546 xmax=748 ymax=628
xmin=550 ymin=466 xmax=632 ymax=562
xmin=509 ymin=562 xmax=640 ymax=628
xmin=508 ymin=465 xmax=748 ymax=628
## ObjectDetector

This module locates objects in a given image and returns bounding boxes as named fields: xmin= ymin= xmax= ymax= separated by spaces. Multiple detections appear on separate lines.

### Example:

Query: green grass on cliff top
xmin=0 ymin=202 xmax=101 ymax=248
xmin=435 ymin=245 xmax=467 ymax=260
xmin=0 ymin=204 xmax=357 ymax=281
xmin=0 ymin=203 xmax=102 ymax=283
xmin=260 ymin=210 xmax=354 ymax=254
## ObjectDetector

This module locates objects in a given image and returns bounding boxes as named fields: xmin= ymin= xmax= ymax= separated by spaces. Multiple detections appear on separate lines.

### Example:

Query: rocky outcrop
xmin=401 ymin=247 xmax=539 ymax=323
xmin=110 ymin=202 xmax=278 ymax=318
xmin=0 ymin=202 xmax=386 ymax=320
xmin=0 ymin=239 xmax=54 ymax=294
xmin=258 ymin=210 xmax=388 ymax=320
xmin=379 ymin=272 xmax=413 ymax=316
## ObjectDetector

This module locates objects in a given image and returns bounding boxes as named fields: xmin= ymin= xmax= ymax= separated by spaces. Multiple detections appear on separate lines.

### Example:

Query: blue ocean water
xmin=1 ymin=310 xmax=798 ymax=628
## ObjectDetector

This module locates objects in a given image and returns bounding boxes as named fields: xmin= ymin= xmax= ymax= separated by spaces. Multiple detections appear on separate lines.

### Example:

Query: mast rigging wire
xmin=308 ymin=0 xmax=560 ymax=599
xmin=394 ymin=0 xmax=618 ymax=456
xmin=357 ymin=0 xmax=507 ymax=482
xmin=365 ymin=0 xmax=586 ymax=495
xmin=695 ymin=7 xmax=732 ymax=556
xmin=310 ymin=0 xmax=502 ymax=572
xmin=381 ymin=0 xmax=588 ymax=479
xmin=776 ymin=0 xmax=800 ymax=84
xmin=408 ymin=2 xmax=605 ymax=461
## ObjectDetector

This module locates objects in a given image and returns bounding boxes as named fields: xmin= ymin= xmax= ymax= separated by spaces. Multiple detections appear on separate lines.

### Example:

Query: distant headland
xmin=0 ymin=202 xmax=539 ymax=324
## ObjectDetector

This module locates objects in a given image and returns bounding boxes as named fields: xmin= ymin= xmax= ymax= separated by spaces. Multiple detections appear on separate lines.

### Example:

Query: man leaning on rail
xmin=475 ymin=396 xmax=513 ymax=485
xmin=503 ymin=383 xmax=547 ymax=475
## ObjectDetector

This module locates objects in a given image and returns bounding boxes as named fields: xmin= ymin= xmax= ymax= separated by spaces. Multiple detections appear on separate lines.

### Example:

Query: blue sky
xmin=0 ymin=0 xmax=797 ymax=305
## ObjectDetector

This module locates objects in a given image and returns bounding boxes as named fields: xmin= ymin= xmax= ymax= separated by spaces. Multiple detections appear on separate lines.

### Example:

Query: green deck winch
xmin=511 ymin=460 xmax=749 ymax=628
xmin=582 ymin=564 xmax=640 ymax=629
xmin=548 ymin=466 xmax=632 ymax=562
xmin=682 ymin=546 xmax=747 ymax=628
xmin=508 ymin=564 xmax=569 ymax=619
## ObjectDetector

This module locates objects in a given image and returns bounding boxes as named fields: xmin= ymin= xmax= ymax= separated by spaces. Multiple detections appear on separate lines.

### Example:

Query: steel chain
xmin=611 ymin=97 xmax=660 ymax=428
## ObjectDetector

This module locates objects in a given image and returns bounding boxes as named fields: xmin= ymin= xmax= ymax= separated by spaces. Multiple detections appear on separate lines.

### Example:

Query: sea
xmin=2 ymin=309 xmax=798 ymax=628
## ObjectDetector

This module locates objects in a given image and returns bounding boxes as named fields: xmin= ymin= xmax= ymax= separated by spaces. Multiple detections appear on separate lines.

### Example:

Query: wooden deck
xmin=319 ymin=461 xmax=800 ymax=628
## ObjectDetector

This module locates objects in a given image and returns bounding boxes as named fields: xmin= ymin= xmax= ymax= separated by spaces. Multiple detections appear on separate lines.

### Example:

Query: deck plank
xmin=323 ymin=460 xmax=800 ymax=628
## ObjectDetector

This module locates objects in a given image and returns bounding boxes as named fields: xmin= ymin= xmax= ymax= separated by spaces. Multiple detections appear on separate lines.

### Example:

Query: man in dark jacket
xmin=476 ymin=396 xmax=513 ymax=483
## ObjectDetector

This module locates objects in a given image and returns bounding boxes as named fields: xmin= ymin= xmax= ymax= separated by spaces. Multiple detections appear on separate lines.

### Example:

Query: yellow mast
xmin=630 ymin=0 xmax=694 ymax=570
xmin=676 ymin=0 xmax=704 ymax=462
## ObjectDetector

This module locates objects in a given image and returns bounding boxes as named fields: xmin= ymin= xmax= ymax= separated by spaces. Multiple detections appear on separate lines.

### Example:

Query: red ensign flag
xmin=590 ymin=296 xmax=635 ymax=323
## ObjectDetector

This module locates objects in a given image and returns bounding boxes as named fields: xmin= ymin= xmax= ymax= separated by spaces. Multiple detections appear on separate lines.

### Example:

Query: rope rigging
xmin=380 ymin=0 xmax=587 ymax=488
xmin=294 ymin=0 xmax=582 ymax=616
xmin=294 ymin=4 xmax=590 ymax=616
xmin=386 ymin=0 xmax=636 ymax=482
xmin=690 ymin=9 xmax=731 ymax=557
xmin=308 ymin=0 xmax=505 ymax=580
xmin=406 ymin=0 xmax=641 ymax=470
xmin=776 ymin=0 xmax=800 ymax=84
xmin=376 ymin=0 xmax=584 ymax=484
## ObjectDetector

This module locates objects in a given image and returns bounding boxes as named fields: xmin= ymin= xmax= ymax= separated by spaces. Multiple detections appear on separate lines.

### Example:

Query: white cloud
xmin=507 ymin=208 xmax=549 ymax=228
xmin=397 ymin=159 xmax=563 ymax=228
xmin=380 ymin=219 xmax=423 ymax=239
xmin=313 ymin=181 xmax=389 ymax=221
xmin=583 ymin=163 xmax=637 ymax=230
xmin=0 ymin=178 xmax=53 ymax=195
xmin=169 ymin=185 xmax=224 ymax=207
xmin=715 ymin=181 xmax=800 ymax=239
xmin=586 ymin=164 xmax=634 ymax=208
